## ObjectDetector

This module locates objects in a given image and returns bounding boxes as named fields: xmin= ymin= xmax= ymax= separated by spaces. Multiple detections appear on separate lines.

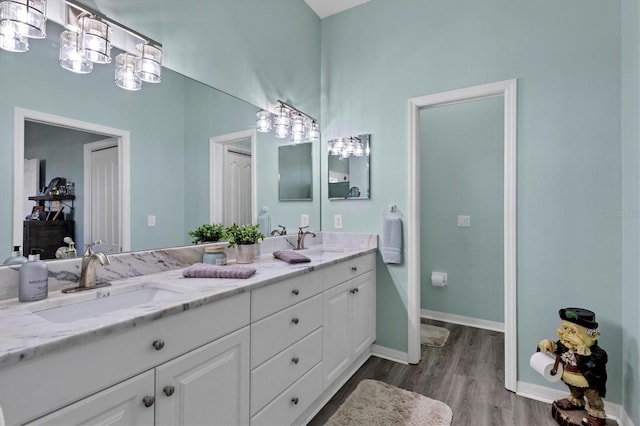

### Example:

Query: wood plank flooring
xmin=309 ymin=320 xmax=558 ymax=426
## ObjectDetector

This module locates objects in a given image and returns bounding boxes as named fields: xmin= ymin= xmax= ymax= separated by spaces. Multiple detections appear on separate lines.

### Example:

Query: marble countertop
xmin=0 ymin=241 xmax=376 ymax=370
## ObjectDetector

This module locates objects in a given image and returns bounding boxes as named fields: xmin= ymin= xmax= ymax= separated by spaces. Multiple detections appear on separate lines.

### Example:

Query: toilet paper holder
xmin=431 ymin=272 xmax=447 ymax=287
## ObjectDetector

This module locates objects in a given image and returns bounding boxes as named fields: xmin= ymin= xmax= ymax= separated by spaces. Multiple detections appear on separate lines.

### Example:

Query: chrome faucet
xmin=271 ymin=225 xmax=287 ymax=236
xmin=62 ymin=241 xmax=112 ymax=293
xmin=296 ymin=226 xmax=316 ymax=250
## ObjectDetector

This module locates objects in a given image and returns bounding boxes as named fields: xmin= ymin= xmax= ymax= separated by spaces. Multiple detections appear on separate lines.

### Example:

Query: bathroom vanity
xmin=0 ymin=234 xmax=376 ymax=425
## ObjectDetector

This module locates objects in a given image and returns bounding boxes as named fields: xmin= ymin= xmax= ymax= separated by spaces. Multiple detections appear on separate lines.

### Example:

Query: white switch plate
xmin=300 ymin=214 xmax=309 ymax=227
xmin=457 ymin=215 xmax=470 ymax=227
xmin=334 ymin=214 xmax=343 ymax=229
xmin=148 ymin=215 xmax=156 ymax=227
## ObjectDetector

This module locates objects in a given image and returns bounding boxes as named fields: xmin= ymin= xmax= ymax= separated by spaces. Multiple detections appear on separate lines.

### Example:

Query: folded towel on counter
xmin=183 ymin=263 xmax=256 ymax=279
xmin=381 ymin=209 xmax=403 ymax=264
xmin=273 ymin=250 xmax=311 ymax=264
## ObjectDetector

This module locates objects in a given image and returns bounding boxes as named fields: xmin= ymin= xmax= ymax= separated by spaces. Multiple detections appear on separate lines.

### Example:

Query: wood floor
xmin=309 ymin=320 xmax=558 ymax=426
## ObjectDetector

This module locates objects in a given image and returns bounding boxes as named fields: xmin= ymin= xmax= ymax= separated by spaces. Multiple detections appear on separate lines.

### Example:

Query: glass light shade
xmin=0 ymin=24 xmax=27 ymax=51
xmin=0 ymin=0 xmax=46 ymax=39
xmin=59 ymin=30 xmax=92 ymax=73
xmin=291 ymin=113 xmax=305 ymax=143
xmin=136 ymin=43 xmax=161 ymax=83
xmin=274 ymin=123 xmax=290 ymax=139
xmin=353 ymin=142 xmax=364 ymax=156
xmin=256 ymin=110 xmax=272 ymax=132
xmin=273 ymin=105 xmax=291 ymax=127
xmin=332 ymin=138 xmax=345 ymax=151
xmin=114 ymin=53 xmax=141 ymax=91
xmin=80 ymin=16 xmax=111 ymax=64
xmin=307 ymin=121 xmax=320 ymax=141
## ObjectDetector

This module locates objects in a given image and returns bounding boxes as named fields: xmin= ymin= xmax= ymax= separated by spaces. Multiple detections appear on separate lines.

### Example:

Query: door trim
xmin=407 ymin=79 xmax=517 ymax=391
xmin=209 ymin=129 xmax=257 ymax=224
xmin=13 ymin=107 xmax=131 ymax=252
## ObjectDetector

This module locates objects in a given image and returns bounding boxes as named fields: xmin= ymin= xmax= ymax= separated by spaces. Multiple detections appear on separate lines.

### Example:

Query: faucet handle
xmin=82 ymin=240 xmax=104 ymax=257
xmin=298 ymin=226 xmax=309 ymax=233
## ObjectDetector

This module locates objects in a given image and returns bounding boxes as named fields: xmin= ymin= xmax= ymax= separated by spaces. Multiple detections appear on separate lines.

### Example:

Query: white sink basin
xmin=29 ymin=282 xmax=191 ymax=323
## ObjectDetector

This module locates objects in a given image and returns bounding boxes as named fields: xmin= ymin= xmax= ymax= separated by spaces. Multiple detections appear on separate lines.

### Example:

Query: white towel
xmin=381 ymin=210 xmax=402 ymax=264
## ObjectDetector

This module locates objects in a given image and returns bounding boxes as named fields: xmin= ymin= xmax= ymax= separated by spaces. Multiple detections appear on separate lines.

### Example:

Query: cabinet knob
xmin=152 ymin=339 xmax=165 ymax=351
xmin=291 ymin=289 xmax=300 ymax=296
xmin=163 ymin=385 xmax=175 ymax=397
xmin=351 ymin=266 xmax=358 ymax=272
xmin=291 ymin=396 xmax=299 ymax=405
xmin=291 ymin=356 xmax=300 ymax=364
xmin=142 ymin=396 xmax=155 ymax=407
xmin=291 ymin=317 xmax=299 ymax=325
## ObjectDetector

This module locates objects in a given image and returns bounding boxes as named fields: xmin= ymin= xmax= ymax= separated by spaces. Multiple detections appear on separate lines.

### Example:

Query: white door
xmin=223 ymin=148 xmax=252 ymax=226
xmin=23 ymin=158 xmax=39 ymax=220
xmin=28 ymin=370 xmax=155 ymax=426
xmin=85 ymin=140 xmax=120 ymax=254
xmin=155 ymin=327 xmax=250 ymax=426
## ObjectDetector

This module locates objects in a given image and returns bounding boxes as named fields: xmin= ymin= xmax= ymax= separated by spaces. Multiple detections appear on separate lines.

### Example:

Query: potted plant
xmin=225 ymin=223 xmax=265 ymax=263
xmin=188 ymin=223 xmax=226 ymax=244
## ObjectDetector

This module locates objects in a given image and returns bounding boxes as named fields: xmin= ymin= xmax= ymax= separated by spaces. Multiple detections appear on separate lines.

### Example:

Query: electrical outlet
xmin=300 ymin=214 xmax=309 ymax=227
xmin=457 ymin=215 xmax=470 ymax=227
xmin=148 ymin=215 xmax=156 ymax=227
xmin=334 ymin=214 xmax=343 ymax=229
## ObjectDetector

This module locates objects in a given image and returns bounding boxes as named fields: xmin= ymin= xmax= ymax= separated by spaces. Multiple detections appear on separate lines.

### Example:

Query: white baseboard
xmin=421 ymin=309 xmax=505 ymax=332
xmin=371 ymin=344 xmax=409 ymax=365
xmin=516 ymin=381 xmax=625 ymax=425
xmin=620 ymin=408 xmax=635 ymax=426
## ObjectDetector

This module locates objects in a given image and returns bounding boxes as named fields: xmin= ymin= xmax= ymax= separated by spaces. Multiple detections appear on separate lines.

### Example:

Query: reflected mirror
xmin=328 ymin=134 xmax=371 ymax=200
xmin=278 ymin=143 xmax=313 ymax=201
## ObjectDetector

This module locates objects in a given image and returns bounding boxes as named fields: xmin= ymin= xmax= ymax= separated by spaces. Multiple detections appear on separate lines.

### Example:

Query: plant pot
xmin=236 ymin=244 xmax=256 ymax=264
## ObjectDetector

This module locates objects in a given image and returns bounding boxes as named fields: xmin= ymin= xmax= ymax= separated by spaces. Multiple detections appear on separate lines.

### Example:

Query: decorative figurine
xmin=538 ymin=308 xmax=609 ymax=426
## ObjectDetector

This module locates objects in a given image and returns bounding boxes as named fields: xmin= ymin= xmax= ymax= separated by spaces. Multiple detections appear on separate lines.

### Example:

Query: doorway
xmin=407 ymin=80 xmax=517 ymax=391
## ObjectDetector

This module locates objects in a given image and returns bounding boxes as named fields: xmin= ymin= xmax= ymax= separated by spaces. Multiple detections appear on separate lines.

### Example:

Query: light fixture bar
xmin=277 ymin=100 xmax=317 ymax=123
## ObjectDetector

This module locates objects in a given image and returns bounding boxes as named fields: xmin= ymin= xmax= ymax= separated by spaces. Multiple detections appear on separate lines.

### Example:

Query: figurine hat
xmin=559 ymin=307 xmax=598 ymax=329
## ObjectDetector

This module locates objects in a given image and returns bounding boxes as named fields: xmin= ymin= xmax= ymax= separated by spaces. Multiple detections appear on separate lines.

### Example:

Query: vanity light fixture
xmin=329 ymin=136 xmax=366 ymax=159
xmin=0 ymin=0 xmax=47 ymax=39
xmin=136 ymin=43 xmax=162 ymax=83
xmin=59 ymin=29 xmax=92 ymax=73
xmin=114 ymin=52 xmax=141 ymax=91
xmin=79 ymin=15 xmax=111 ymax=64
xmin=257 ymin=100 xmax=320 ymax=142
xmin=0 ymin=23 xmax=28 ymax=51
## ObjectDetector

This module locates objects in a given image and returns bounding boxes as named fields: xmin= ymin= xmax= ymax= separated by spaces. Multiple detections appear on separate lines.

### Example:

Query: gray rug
xmin=421 ymin=323 xmax=450 ymax=348
xmin=325 ymin=379 xmax=453 ymax=426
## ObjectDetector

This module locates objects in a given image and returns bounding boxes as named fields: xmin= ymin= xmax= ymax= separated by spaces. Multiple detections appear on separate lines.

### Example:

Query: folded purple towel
xmin=273 ymin=250 xmax=311 ymax=264
xmin=183 ymin=263 xmax=256 ymax=279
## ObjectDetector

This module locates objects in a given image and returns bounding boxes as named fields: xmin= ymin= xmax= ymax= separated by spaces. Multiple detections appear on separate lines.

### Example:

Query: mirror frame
xmin=13 ymin=107 xmax=131 ymax=252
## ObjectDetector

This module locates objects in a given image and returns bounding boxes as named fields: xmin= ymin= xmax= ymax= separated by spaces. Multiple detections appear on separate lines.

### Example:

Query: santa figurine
xmin=538 ymin=308 xmax=608 ymax=426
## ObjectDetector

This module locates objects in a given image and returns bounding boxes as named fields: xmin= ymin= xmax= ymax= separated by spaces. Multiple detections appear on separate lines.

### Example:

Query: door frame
xmin=209 ymin=129 xmax=257 ymax=224
xmin=13 ymin=107 xmax=131 ymax=252
xmin=407 ymin=79 xmax=517 ymax=391
xmin=83 ymin=139 xmax=119 ymax=252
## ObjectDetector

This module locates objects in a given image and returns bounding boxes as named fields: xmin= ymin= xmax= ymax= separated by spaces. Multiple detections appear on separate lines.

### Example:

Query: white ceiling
xmin=304 ymin=0 xmax=371 ymax=19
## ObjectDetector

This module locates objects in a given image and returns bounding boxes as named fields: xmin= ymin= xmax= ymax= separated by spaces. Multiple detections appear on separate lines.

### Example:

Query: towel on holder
xmin=183 ymin=263 xmax=256 ymax=279
xmin=381 ymin=209 xmax=403 ymax=264
xmin=273 ymin=250 xmax=311 ymax=263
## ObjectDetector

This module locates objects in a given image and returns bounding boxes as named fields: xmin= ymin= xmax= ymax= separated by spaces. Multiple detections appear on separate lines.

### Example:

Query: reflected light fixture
xmin=59 ymin=29 xmax=92 ymax=73
xmin=329 ymin=136 xmax=365 ymax=159
xmin=257 ymin=100 xmax=320 ymax=142
xmin=0 ymin=0 xmax=47 ymax=39
xmin=0 ymin=23 xmax=28 ymax=51
xmin=115 ymin=52 xmax=141 ymax=91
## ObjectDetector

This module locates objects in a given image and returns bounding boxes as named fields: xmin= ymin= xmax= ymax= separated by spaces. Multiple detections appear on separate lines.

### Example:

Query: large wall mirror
xmin=0 ymin=20 xmax=321 ymax=264
xmin=328 ymin=134 xmax=371 ymax=200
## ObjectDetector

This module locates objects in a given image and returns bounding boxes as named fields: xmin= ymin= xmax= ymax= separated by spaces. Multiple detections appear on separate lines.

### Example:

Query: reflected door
xmin=223 ymin=148 xmax=252 ymax=226
xmin=87 ymin=141 xmax=120 ymax=254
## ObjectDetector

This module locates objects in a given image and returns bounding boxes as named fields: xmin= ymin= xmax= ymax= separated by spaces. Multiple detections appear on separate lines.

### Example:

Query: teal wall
xmin=621 ymin=0 xmax=640 ymax=422
xmin=420 ymin=98 xmax=504 ymax=323
xmin=321 ymin=0 xmax=623 ymax=404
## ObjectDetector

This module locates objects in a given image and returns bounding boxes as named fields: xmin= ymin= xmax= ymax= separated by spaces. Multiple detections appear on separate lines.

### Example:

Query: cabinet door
xmin=155 ymin=327 xmax=250 ymax=426
xmin=28 ymin=370 xmax=154 ymax=426
xmin=322 ymin=280 xmax=351 ymax=387
xmin=351 ymin=271 xmax=376 ymax=358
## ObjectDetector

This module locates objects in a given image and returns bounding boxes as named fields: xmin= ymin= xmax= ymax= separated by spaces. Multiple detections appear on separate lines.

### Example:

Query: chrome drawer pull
xmin=163 ymin=385 xmax=175 ymax=397
xmin=291 ymin=356 xmax=300 ymax=364
xmin=291 ymin=396 xmax=299 ymax=405
xmin=142 ymin=396 xmax=155 ymax=407
xmin=291 ymin=317 xmax=299 ymax=325
xmin=350 ymin=288 xmax=359 ymax=294
xmin=291 ymin=289 xmax=300 ymax=296
xmin=351 ymin=266 xmax=358 ymax=272
xmin=152 ymin=339 xmax=165 ymax=350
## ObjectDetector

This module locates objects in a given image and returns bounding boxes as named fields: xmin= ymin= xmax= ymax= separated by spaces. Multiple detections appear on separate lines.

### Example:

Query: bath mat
xmin=325 ymin=379 xmax=452 ymax=426
xmin=421 ymin=324 xmax=450 ymax=348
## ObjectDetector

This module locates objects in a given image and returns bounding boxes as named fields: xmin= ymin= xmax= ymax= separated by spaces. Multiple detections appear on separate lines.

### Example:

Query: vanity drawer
xmin=324 ymin=253 xmax=375 ymax=290
xmin=250 ymin=362 xmax=323 ymax=426
xmin=251 ymin=294 xmax=322 ymax=368
xmin=250 ymin=328 xmax=322 ymax=416
xmin=251 ymin=271 xmax=323 ymax=321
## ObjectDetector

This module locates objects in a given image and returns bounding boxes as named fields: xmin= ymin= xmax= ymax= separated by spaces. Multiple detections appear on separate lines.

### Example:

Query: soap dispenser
xmin=3 ymin=246 xmax=28 ymax=265
xmin=19 ymin=249 xmax=48 ymax=302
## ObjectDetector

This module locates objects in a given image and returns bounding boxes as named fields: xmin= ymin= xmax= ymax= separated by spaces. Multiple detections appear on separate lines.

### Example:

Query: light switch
xmin=300 ymin=214 xmax=309 ymax=227
xmin=457 ymin=215 xmax=470 ymax=227
xmin=334 ymin=214 xmax=343 ymax=229
xmin=148 ymin=215 xmax=156 ymax=227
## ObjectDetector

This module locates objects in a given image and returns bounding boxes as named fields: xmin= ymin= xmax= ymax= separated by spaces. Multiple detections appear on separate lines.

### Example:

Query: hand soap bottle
xmin=19 ymin=249 xmax=48 ymax=302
